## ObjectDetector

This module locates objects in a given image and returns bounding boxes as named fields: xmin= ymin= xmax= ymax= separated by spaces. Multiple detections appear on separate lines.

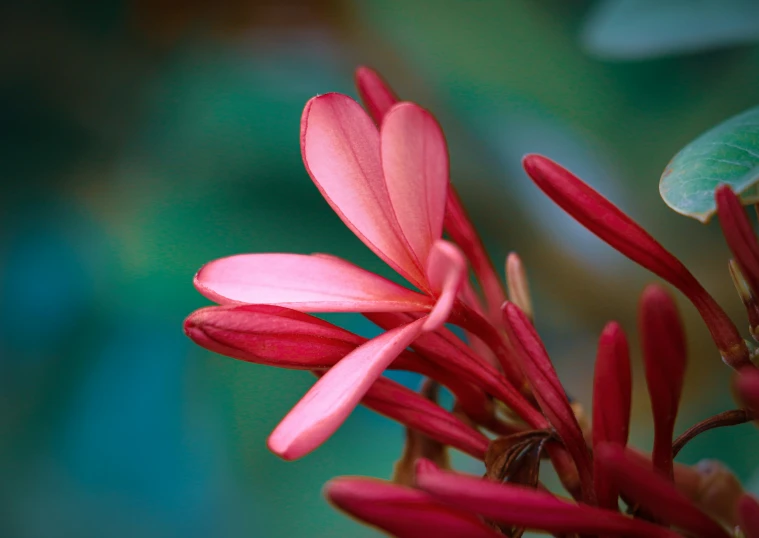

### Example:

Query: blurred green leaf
xmin=660 ymin=105 xmax=759 ymax=222
xmin=582 ymin=0 xmax=759 ymax=60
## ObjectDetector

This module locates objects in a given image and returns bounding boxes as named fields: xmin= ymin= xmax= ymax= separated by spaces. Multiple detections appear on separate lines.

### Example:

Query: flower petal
xmin=502 ymin=302 xmax=594 ymax=502
xmin=301 ymin=93 xmax=424 ymax=286
xmin=596 ymin=444 xmax=730 ymax=538
xmin=639 ymin=285 xmax=687 ymax=480
xmin=194 ymin=253 xmax=433 ymax=312
xmin=361 ymin=376 xmax=489 ymax=460
xmin=267 ymin=317 xmax=427 ymax=460
xmin=365 ymin=311 xmax=546 ymax=429
xmin=414 ymin=459 xmax=680 ymax=537
xmin=423 ymin=240 xmax=467 ymax=331
xmin=325 ymin=477 xmax=502 ymax=538
xmin=592 ymin=321 xmax=632 ymax=510
xmin=506 ymin=252 xmax=534 ymax=322
xmin=355 ymin=66 xmax=398 ymax=125
xmin=381 ymin=102 xmax=448 ymax=270
xmin=522 ymin=154 xmax=749 ymax=369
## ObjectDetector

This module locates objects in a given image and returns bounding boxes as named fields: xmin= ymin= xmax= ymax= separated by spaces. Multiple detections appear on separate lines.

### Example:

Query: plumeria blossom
xmin=187 ymin=66 xmax=759 ymax=537
xmin=187 ymin=70 xmax=543 ymax=460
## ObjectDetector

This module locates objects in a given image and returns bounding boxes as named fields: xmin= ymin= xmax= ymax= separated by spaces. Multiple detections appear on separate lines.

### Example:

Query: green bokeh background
xmin=2 ymin=1 xmax=759 ymax=536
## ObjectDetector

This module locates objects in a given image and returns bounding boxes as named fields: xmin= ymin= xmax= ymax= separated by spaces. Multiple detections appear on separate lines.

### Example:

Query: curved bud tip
xmin=424 ymin=240 xmax=467 ymax=331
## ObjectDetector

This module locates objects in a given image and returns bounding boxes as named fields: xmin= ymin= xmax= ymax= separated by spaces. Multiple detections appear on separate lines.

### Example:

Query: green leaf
xmin=582 ymin=0 xmax=759 ymax=60
xmin=660 ymin=105 xmax=759 ymax=222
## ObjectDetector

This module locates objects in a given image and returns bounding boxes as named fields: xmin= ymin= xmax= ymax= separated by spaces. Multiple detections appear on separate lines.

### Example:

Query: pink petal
xmin=522 ymin=154 xmax=749 ymax=369
xmin=502 ymin=302 xmax=594 ymax=502
xmin=505 ymin=252 xmax=533 ymax=321
xmin=596 ymin=444 xmax=730 ymax=538
xmin=194 ymin=253 xmax=433 ymax=312
xmin=267 ymin=317 xmax=427 ymax=460
xmin=423 ymin=240 xmax=467 ymax=331
xmin=361 ymin=376 xmax=489 ymax=459
xmin=184 ymin=304 xmax=432 ymax=376
xmin=366 ymin=311 xmax=546 ymax=429
xmin=184 ymin=304 xmax=362 ymax=368
xmin=354 ymin=66 xmax=398 ymax=124
xmin=639 ymin=285 xmax=686 ymax=480
xmin=381 ymin=102 xmax=448 ymax=270
xmin=414 ymin=459 xmax=680 ymax=537
xmin=738 ymin=495 xmax=759 ymax=538
xmin=301 ymin=93 xmax=425 ymax=287
xmin=325 ymin=477 xmax=502 ymax=538
xmin=592 ymin=321 xmax=632 ymax=510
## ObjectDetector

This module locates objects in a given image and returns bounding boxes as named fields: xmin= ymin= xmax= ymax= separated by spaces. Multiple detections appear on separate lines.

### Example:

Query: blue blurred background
xmin=2 ymin=1 xmax=759 ymax=536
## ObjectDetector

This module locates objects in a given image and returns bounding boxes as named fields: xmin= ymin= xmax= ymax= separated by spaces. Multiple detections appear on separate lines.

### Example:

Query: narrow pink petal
xmin=301 ymin=93 xmax=424 ymax=287
xmin=194 ymin=253 xmax=433 ymax=312
xmin=523 ymin=154 xmax=749 ymax=369
xmin=184 ymin=304 xmax=362 ymax=368
xmin=365 ymin=311 xmax=547 ymax=429
xmin=445 ymin=187 xmax=507 ymax=323
xmin=361 ymin=376 xmax=489 ymax=459
xmin=592 ymin=321 xmax=632 ymax=510
xmin=267 ymin=317 xmax=427 ymax=460
xmin=184 ymin=304 xmax=433 ymax=376
xmin=355 ymin=66 xmax=399 ymax=125
xmin=738 ymin=495 xmax=759 ymax=538
xmin=424 ymin=240 xmax=467 ymax=331
xmin=381 ymin=102 xmax=448 ymax=269
xmin=414 ymin=459 xmax=680 ymax=537
xmin=502 ymin=302 xmax=594 ymax=502
xmin=325 ymin=477 xmax=502 ymax=538
xmin=716 ymin=185 xmax=759 ymax=299
xmin=596 ymin=444 xmax=730 ymax=538
xmin=639 ymin=285 xmax=686 ymax=480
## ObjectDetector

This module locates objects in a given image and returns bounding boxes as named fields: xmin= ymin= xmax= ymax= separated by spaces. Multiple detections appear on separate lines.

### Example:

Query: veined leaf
xmin=660 ymin=105 xmax=759 ymax=222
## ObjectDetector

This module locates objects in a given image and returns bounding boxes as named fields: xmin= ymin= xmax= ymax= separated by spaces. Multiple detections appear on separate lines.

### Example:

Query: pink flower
xmin=188 ymin=79 xmax=536 ymax=459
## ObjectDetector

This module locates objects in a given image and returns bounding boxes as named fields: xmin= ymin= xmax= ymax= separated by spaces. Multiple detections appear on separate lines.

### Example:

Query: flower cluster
xmin=185 ymin=67 xmax=759 ymax=537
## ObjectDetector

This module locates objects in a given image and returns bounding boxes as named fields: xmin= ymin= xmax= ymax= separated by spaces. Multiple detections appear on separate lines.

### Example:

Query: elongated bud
xmin=595 ymin=444 xmax=729 ymax=538
xmin=716 ymin=185 xmax=759 ymax=300
xmin=506 ymin=252 xmax=534 ymax=322
xmin=729 ymin=259 xmax=759 ymax=341
xmin=639 ymin=285 xmax=687 ymax=481
xmin=592 ymin=322 xmax=632 ymax=510
xmin=502 ymin=302 xmax=595 ymax=502
xmin=522 ymin=154 xmax=749 ymax=369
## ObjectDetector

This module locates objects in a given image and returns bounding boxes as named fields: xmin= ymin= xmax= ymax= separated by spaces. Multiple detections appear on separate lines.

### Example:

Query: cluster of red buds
xmin=185 ymin=67 xmax=759 ymax=537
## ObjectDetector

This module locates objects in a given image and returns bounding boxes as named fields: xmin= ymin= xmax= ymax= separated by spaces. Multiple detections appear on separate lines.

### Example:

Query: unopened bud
xmin=506 ymin=253 xmax=534 ymax=322
xmin=729 ymin=259 xmax=759 ymax=341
